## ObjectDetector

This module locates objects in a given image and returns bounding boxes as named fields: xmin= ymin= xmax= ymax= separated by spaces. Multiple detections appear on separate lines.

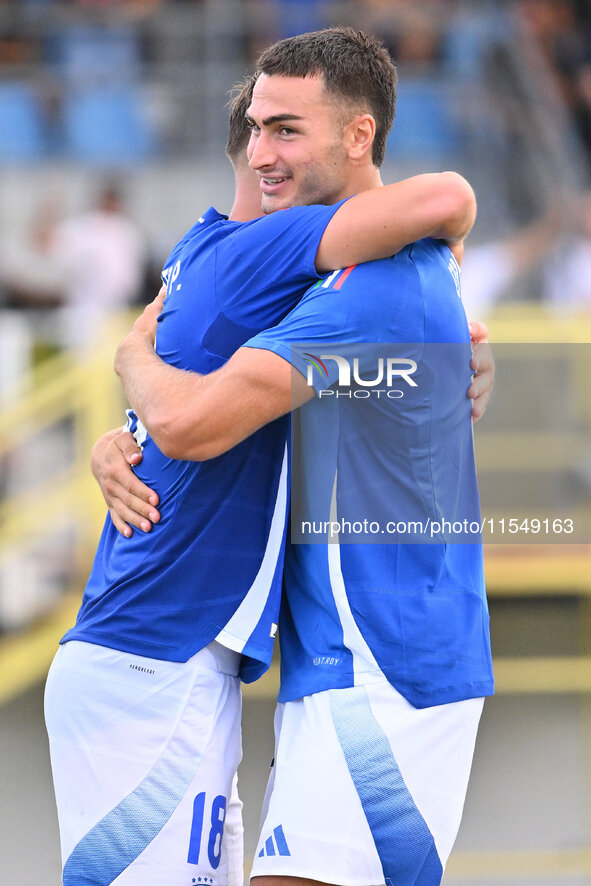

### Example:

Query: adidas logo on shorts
xmin=258 ymin=825 xmax=291 ymax=857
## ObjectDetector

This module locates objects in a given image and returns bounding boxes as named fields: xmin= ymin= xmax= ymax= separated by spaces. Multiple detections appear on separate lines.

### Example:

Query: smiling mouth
xmin=259 ymin=175 xmax=289 ymax=189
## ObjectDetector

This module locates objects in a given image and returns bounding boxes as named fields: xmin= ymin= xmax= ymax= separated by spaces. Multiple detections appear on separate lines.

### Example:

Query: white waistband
xmin=57 ymin=638 xmax=241 ymax=678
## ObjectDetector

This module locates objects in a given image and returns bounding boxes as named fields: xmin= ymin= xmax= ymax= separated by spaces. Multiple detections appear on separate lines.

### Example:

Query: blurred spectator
xmin=0 ymin=28 xmax=38 ymax=68
xmin=359 ymin=0 xmax=445 ymax=70
xmin=1 ymin=183 xmax=147 ymax=356
xmin=542 ymin=190 xmax=591 ymax=309
xmin=518 ymin=0 xmax=581 ymax=81
xmin=0 ymin=198 xmax=64 ymax=308
xmin=518 ymin=0 xmax=591 ymax=159
xmin=460 ymin=201 xmax=564 ymax=316
xmin=48 ymin=182 xmax=147 ymax=353
xmin=461 ymin=189 xmax=591 ymax=315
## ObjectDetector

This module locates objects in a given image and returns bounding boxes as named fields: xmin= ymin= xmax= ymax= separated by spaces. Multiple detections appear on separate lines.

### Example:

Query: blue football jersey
xmin=245 ymin=239 xmax=494 ymax=706
xmin=62 ymin=201 xmax=344 ymax=682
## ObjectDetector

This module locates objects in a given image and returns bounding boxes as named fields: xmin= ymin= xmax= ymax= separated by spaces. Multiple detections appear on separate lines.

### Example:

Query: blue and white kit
xmin=45 ymin=200 xmax=344 ymax=886
xmin=247 ymin=239 xmax=494 ymax=885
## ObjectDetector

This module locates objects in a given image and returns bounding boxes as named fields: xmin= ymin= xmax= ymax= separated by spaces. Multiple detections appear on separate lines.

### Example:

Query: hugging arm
xmin=105 ymin=314 xmax=493 ymax=536
xmin=315 ymin=171 xmax=475 ymax=272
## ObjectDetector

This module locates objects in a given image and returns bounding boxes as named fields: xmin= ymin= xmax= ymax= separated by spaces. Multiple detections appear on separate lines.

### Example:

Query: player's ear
xmin=343 ymin=114 xmax=375 ymax=163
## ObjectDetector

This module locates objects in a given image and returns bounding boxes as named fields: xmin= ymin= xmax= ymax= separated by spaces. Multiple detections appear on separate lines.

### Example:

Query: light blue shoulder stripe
xmin=329 ymin=686 xmax=443 ymax=886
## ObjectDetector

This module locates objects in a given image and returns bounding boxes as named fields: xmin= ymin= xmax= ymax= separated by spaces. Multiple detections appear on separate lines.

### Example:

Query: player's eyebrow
xmin=247 ymin=113 xmax=305 ymax=127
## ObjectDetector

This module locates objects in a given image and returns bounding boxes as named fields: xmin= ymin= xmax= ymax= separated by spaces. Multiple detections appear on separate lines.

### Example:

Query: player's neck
xmin=229 ymin=199 xmax=262 ymax=222
xmin=341 ymin=165 xmax=383 ymax=200
xmin=230 ymin=167 xmax=263 ymax=222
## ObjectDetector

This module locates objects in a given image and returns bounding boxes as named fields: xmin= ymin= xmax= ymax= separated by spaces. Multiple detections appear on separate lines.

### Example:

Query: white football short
xmin=251 ymin=680 xmax=484 ymax=886
xmin=44 ymin=639 xmax=244 ymax=886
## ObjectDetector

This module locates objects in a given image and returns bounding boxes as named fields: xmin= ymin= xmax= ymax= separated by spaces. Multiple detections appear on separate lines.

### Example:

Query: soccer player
xmin=45 ymin=30 xmax=484 ymax=886
xmin=104 ymin=28 xmax=493 ymax=886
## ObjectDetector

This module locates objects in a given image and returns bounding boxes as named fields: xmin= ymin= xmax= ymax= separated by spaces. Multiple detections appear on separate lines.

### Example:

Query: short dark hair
xmin=226 ymin=73 xmax=257 ymax=162
xmin=255 ymin=27 xmax=396 ymax=167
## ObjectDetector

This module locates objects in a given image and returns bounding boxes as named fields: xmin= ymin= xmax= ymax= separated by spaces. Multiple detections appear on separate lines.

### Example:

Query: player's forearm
xmin=116 ymin=331 xmax=308 ymax=461
xmin=114 ymin=331 xmax=203 ymax=455
xmin=425 ymin=172 xmax=476 ymax=243
xmin=368 ymin=171 xmax=476 ymax=246
xmin=114 ymin=330 xmax=246 ymax=461
xmin=315 ymin=171 xmax=476 ymax=272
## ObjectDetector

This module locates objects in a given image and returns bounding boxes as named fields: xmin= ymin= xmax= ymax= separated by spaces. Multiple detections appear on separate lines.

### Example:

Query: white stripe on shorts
xmin=45 ymin=640 xmax=242 ymax=886
xmin=252 ymin=680 xmax=483 ymax=886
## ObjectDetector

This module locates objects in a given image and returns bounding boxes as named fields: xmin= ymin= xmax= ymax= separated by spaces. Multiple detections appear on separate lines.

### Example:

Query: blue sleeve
xmin=215 ymin=201 xmax=348 ymax=330
xmin=243 ymin=258 xmax=424 ymax=393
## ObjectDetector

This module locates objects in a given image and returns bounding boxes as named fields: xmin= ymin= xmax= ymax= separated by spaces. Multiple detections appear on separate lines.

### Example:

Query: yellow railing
xmin=485 ymin=302 xmax=591 ymax=343
xmin=0 ymin=336 xmax=128 ymax=548
xmin=0 ymin=311 xmax=135 ymax=704
xmin=2 ymin=309 xmax=135 ymax=480
xmin=476 ymin=305 xmax=591 ymax=595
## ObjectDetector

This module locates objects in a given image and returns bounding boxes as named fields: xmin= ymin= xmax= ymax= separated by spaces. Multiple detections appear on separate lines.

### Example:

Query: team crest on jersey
xmin=258 ymin=824 xmax=291 ymax=857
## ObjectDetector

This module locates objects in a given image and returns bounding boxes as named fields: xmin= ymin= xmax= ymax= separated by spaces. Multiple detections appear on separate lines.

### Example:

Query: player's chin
xmin=261 ymin=193 xmax=291 ymax=214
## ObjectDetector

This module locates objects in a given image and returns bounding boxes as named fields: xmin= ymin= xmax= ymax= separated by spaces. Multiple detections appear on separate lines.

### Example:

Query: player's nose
xmin=248 ymin=130 xmax=278 ymax=170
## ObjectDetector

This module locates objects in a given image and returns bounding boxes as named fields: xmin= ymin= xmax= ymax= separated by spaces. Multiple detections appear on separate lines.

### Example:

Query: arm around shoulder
xmin=315 ymin=171 xmax=476 ymax=273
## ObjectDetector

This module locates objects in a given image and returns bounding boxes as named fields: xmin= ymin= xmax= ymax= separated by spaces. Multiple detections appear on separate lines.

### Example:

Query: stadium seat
xmin=272 ymin=0 xmax=327 ymax=38
xmin=0 ymin=83 xmax=46 ymax=162
xmin=53 ymin=24 xmax=142 ymax=84
xmin=62 ymin=86 xmax=156 ymax=163
xmin=387 ymin=77 xmax=462 ymax=160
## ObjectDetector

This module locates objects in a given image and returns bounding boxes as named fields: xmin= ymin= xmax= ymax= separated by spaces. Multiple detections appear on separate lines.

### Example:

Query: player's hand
xmin=468 ymin=320 xmax=493 ymax=422
xmin=91 ymin=429 xmax=161 ymax=537
xmin=129 ymin=286 xmax=166 ymax=347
